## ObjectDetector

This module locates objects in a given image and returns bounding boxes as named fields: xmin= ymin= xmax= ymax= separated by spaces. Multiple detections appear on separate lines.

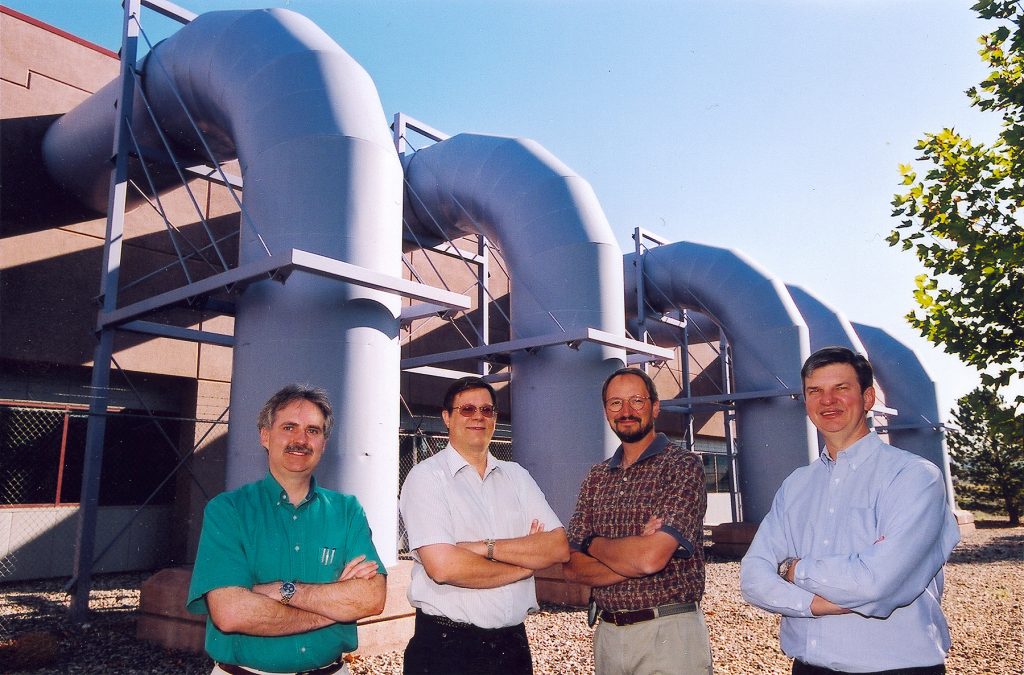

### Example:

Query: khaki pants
xmin=594 ymin=608 xmax=713 ymax=675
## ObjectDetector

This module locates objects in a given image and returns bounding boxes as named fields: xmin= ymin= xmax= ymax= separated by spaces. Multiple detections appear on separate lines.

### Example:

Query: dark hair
xmin=443 ymin=377 xmax=497 ymax=412
xmin=257 ymin=384 xmax=334 ymax=438
xmin=601 ymin=367 xmax=659 ymax=403
xmin=800 ymin=347 xmax=873 ymax=393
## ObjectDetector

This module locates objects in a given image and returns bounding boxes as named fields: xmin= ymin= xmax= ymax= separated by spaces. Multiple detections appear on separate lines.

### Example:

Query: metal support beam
xmin=661 ymin=387 xmax=802 ymax=407
xmin=401 ymin=327 xmax=674 ymax=371
xmin=69 ymin=0 xmax=141 ymax=622
xmin=98 ymin=248 xmax=472 ymax=330
xmin=141 ymin=0 xmax=196 ymax=23
xmin=402 ymin=365 xmax=511 ymax=383
xmin=120 ymin=320 xmax=234 ymax=346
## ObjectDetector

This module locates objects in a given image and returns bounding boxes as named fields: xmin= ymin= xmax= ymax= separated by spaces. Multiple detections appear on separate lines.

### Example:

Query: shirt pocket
xmin=841 ymin=506 xmax=879 ymax=550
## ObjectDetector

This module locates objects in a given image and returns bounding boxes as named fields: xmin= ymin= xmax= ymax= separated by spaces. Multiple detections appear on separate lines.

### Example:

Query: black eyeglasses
xmin=604 ymin=396 xmax=650 ymax=413
xmin=453 ymin=404 xmax=497 ymax=418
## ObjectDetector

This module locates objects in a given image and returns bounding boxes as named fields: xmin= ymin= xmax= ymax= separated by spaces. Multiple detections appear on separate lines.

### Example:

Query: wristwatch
xmin=580 ymin=534 xmax=596 ymax=556
xmin=279 ymin=580 xmax=296 ymax=605
xmin=485 ymin=538 xmax=496 ymax=561
xmin=777 ymin=557 xmax=797 ymax=581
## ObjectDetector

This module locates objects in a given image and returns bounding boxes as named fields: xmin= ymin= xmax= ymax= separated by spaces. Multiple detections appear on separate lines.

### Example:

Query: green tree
xmin=947 ymin=386 xmax=1023 ymax=525
xmin=889 ymin=0 xmax=1024 ymax=396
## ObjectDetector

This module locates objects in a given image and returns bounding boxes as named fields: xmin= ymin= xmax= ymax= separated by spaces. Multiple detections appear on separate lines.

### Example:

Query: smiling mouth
xmin=285 ymin=443 xmax=313 ymax=456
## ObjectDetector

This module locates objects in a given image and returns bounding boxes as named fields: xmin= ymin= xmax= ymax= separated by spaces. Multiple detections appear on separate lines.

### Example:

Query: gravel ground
xmin=2 ymin=523 xmax=1020 ymax=674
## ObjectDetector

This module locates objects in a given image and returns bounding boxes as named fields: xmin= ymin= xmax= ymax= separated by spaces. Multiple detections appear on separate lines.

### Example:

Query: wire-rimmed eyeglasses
xmin=453 ymin=404 xmax=497 ymax=418
xmin=604 ymin=396 xmax=650 ymax=413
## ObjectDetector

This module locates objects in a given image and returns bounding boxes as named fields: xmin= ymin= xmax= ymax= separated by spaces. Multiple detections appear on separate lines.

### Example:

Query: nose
xmin=288 ymin=427 xmax=313 ymax=443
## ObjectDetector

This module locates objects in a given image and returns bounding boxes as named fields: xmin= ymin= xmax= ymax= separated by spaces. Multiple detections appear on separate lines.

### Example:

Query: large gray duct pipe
xmin=403 ymin=134 xmax=627 ymax=522
xmin=788 ymin=284 xmax=889 ymax=419
xmin=852 ymin=323 xmax=956 ymax=508
xmin=42 ymin=9 xmax=404 ymax=563
xmin=787 ymin=285 xmax=870 ymax=354
xmin=624 ymin=242 xmax=816 ymax=522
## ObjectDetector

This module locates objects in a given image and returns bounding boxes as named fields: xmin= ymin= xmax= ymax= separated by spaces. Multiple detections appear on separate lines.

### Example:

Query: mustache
xmin=615 ymin=415 xmax=641 ymax=424
xmin=285 ymin=442 xmax=313 ymax=455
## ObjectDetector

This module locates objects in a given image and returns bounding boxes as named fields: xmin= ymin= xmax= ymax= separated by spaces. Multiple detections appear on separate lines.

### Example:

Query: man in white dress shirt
xmin=399 ymin=377 xmax=569 ymax=674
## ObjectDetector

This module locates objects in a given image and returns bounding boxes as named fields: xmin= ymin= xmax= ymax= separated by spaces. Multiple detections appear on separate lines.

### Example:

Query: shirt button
xmin=293 ymin=515 xmax=298 ymax=521
xmin=829 ymin=508 xmax=835 ymax=514
xmin=823 ymin=539 xmax=830 ymax=545
xmin=294 ymin=545 xmax=300 ymax=552
xmin=833 ymin=478 xmax=840 ymax=485
xmin=300 ymin=647 xmax=306 ymax=653
xmin=811 ymin=640 xmax=817 ymax=647
xmin=620 ymin=491 xmax=625 ymax=495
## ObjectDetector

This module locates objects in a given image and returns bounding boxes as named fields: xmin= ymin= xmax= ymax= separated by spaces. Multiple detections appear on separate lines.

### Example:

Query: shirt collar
xmin=440 ymin=443 xmax=500 ymax=479
xmin=607 ymin=432 xmax=671 ymax=469
xmin=261 ymin=471 xmax=320 ymax=507
xmin=818 ymin=430 xmax=878 ymax=470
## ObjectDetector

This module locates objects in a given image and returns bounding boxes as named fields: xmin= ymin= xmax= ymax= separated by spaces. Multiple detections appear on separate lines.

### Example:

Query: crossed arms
xmin=417 ymin=519 xmax=570 ymax=589
xmin=207 ymin=554 xmax=386 ymax=636
xmin=563 ymin=515 xmax=682 ymax=586
xmin=740 ymin=458 xmax=957 ymax=619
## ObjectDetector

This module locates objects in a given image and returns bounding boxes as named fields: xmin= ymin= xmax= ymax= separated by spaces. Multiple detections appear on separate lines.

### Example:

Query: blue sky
xmin=5 ymin=0 xmax=1006 ymax=414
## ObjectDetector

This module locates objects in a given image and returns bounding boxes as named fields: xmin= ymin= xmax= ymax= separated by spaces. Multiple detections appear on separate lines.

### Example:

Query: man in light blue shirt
xmin=740 ymin=347 xmax=960 ymax=674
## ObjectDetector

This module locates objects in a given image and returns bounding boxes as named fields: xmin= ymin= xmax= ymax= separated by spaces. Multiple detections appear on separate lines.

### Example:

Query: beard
xmin=612 ymin=416 xmax=654 ymax=443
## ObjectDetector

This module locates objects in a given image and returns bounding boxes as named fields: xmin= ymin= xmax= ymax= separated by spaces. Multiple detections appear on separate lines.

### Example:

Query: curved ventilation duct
xmin=852 ymin=323 xmax=956 ymax=507
xmin=624 ymin=242 xmax=816 ymax=522
xmin=403 ymin=134 xmax=627 ymax=520
xmin=787 ymin=283 xmax=889 ymax=420
xmin=42 ymin=9 xmax=404 ymax=563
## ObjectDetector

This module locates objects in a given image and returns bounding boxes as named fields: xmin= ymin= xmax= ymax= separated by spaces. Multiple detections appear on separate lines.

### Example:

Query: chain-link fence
xmin=0 ymin=403 xmax=183 ymax=586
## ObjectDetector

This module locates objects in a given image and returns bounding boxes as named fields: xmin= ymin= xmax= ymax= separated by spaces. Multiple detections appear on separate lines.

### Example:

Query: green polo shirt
xmin=186 ymin=473 xmax=385 ymax=672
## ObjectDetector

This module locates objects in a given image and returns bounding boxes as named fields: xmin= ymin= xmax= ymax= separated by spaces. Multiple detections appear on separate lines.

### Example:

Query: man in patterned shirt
xmin=564 ymin=367 xmax=712 ymax=675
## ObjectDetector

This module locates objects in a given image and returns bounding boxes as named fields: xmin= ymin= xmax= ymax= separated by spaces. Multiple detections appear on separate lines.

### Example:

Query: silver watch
xmin=777 ymin=557 xmax=796 ymax=581
xmin=279 ymin=580 xmax=296 ymax=604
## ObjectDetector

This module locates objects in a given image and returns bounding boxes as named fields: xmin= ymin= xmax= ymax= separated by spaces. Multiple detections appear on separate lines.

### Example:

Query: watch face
xmin=281 ymin=581 xmax=296 ymax=602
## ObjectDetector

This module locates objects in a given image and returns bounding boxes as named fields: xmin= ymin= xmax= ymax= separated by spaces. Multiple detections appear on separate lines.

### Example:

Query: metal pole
xmin=720 ymin=334 xmax=742 ymax=523
xmin=477 ymin=236 xmax=490 ymax=376
xmin=681 ymin=309 xmax=695 ymax=449
xmin=68 ymin=0 xmax=141 ymax=621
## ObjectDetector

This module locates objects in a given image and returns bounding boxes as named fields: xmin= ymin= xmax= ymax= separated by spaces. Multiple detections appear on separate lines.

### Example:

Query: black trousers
xmin=403 ymin=609 xmax=533 ymax=675
xmin=793 ymin=659 xmax=945 ymax=675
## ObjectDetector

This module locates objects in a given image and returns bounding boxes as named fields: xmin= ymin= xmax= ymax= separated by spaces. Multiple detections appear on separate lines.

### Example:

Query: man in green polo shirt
xmin=187 ymin=384 xmax=386 ymax=675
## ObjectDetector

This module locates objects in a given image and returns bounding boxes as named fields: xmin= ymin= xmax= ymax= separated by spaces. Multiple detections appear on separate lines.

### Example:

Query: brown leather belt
xmin=599 ymin=601 xmax=698 ymax=627
xmin=216 ymin=660 xmax=345 ymax=675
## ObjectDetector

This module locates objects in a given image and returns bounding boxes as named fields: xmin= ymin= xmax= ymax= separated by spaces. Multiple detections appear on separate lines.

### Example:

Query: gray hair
xmin=256 ymin=384 xmax=334 ymax=438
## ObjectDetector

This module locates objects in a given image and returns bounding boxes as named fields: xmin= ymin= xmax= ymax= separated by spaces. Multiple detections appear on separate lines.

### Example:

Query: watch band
xmin=279 ymin=580 xmax=296 ymax=604
xmin=580 ymin=534 xmax=596 ymax=557
xmin=778 ymin=557 xmax=796 ymax=581
xmin=486 ymin=538 xmax=496 ymax=560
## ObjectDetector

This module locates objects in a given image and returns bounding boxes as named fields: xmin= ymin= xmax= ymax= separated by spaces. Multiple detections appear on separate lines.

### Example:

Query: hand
xmin=338 ymin=554 xmax=378 ymax=581
xmin=785 ymin=558 xmax=799 ymax=583
xmin=641 ymin=515 xmax=664 ymax=536
xmin=529 ymin=519 xmax=546 ymax=534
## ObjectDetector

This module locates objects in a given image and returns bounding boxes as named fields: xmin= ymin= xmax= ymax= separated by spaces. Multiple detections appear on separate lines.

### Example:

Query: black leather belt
xmin=599 ymin=601 xmax=698 ymax=627
xmin=216 ymin=660 xmax=345 ymax=675
xmin=415 ymin=608 xmax=524 ymax=634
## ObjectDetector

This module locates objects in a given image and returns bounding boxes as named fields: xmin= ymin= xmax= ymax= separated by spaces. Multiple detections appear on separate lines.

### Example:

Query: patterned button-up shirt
xmin=567 ymin=433 xmax=707 ymax=611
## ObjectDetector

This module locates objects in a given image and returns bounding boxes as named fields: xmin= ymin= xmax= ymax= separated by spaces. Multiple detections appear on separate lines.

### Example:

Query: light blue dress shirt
xmin=740 ymin=432 xmax=960 ymax=672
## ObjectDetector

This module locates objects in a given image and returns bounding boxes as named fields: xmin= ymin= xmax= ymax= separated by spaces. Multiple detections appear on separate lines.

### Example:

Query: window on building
xmin=691 ymin=436 xmax=732 ymax=494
